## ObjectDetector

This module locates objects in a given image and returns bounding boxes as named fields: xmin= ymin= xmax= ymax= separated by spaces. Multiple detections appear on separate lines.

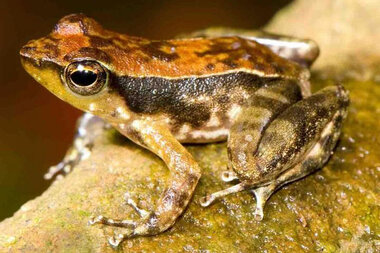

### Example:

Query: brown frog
xmin=20 ymin=14 xmax=349 ymax=247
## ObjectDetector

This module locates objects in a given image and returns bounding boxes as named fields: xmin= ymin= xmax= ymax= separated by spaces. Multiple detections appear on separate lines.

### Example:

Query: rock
xmin=1 ymin=0 xmax=379 ymax=252
xmin=265 ymin=0 xmax=380 ymax=81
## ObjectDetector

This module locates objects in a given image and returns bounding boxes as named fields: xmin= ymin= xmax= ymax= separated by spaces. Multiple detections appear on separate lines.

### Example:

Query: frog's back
xmin=24 ymin=14 xmax=306 ymax=80
xmin=146 ymin=36 xmax=304 ymax=79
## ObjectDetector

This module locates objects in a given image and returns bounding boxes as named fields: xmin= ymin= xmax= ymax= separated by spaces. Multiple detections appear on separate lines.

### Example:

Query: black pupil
xmin=70 ymin=70 xmax=97 ymax=86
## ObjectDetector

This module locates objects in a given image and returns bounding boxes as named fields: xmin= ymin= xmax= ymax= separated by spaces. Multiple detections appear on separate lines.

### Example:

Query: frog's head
xmin=20 ymin=14 xmax=134 ymax=121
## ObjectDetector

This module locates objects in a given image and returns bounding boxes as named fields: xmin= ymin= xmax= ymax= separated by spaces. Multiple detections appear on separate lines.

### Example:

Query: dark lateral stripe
xmin=111 ymin=71 xmax=286 ymax=127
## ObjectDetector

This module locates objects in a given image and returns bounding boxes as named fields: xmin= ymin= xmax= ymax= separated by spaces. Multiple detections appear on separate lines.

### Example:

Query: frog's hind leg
xmin=205 ymin=85 xmax=348 ymax=221
xmin=246 ymin=31 xmax=320 ymax=68
xmin=45 ymin=113 xmax=109 ymax=180
xmin=250 ymin=85 xmax=349 ymax=221
xmin=250 ymin=109 xmax=345 ymax=221
xmin=201 ymin=79 xmax=302 ymax=207
xmin=227 ymin=79 xmax=303 ymax=183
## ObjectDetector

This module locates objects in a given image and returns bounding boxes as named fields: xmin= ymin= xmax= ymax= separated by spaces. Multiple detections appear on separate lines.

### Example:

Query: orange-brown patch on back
xmin=24 ymin=14 xmax=305 ymax=80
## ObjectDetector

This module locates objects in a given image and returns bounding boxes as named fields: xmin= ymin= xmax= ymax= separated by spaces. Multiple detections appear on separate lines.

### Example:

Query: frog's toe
xmin=44 ymin=137 xmax=92 ymax=180
xmin=107 ymin=231 xmax=134 ymax=248
xmin=88 ymin=215 xmax=137 ymax=228
xmin=124 ymin=193 xmax=151 ymax=219
xmin=250 ymin=184 xmax=276 ymax=221
xmin=199 ymin=195 xmax=216 ymax=207
xmin=44 ymin=161 xmax=72 ymax=180
xmin=108 ymin=234 xmax=123 ymax=249
xmin=253 ymin=206 xmax=264 ymax=221
xmin=200 ymin=183 xmax=246 ymax=207
xmin=221 ymin=170 xmax=239 ymax=182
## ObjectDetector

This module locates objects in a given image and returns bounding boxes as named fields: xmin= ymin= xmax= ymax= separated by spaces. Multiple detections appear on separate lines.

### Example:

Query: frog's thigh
xmin=246 ymin=31 xmax=320 ymax=67
xmin=251 ymin=85 xmax=349 ymax=220
xmin=201 ymin=80 xmax=302 ymax=207
xmin=206 ymin=86 xmax=348 ymax=220
xmin=228 ymin=79 xmax=302 ymax=179
xmin=45 ymin=113 xmax=108 ymax=180
xmin=251 ymin=110 xmax=344 ymax=220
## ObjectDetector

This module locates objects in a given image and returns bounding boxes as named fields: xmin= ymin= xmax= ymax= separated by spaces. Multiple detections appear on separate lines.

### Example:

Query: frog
xmin=19 ymin=14 xmax=349 ymax=247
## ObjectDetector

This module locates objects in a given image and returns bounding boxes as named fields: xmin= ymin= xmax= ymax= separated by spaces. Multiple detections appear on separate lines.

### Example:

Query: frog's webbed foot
xmin=199 ymin=180 xmax=278 ymax=221
xmin=45 ymin=113 xmax=109 ymax=181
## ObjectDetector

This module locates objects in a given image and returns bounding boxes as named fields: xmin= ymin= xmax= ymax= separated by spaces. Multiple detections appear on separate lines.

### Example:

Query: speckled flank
xmin=114 ymin=73 xmax=258 ymax=119
xmin=228 ymin=79 xmax=303 ymax=180
xmin=111 ymin=73 xmax=305 ymax=142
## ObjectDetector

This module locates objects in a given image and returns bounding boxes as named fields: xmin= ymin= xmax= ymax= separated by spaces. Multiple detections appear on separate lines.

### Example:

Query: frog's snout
xmin=20 ymin=43 xmax=42 ymax=69
xmin=20 ymin=44 xmax=37 ymax=59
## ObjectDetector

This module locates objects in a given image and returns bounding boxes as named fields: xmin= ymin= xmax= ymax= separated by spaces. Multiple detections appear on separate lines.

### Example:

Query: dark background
xmin=0 ymin=0 xmax=291 ymax=220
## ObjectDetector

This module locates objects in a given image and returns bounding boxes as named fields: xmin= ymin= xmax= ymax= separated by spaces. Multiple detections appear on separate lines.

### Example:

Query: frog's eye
xmin=64 ymin=60 xmax=108 ymax=96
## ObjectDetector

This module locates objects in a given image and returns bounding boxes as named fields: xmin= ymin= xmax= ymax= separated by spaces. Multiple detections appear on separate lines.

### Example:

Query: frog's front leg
xmin=89 ymin=119 xmax=201 ymax=247
xmin=45 ymin=113 xmax=109 ymax=180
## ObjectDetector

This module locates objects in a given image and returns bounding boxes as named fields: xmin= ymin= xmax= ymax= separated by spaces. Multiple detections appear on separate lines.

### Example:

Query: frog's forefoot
xmin=45 ymin=113 xmax=108 ymax=181
xmin=89 ymin=193 xmax=151 ymax=227
xmin=44 ymin=138 xmax=91 ymax=180
xmin=89 ymin=194 xmax=171 ymax=247
xmin=89 ymin=210 xmax=173 ymax=248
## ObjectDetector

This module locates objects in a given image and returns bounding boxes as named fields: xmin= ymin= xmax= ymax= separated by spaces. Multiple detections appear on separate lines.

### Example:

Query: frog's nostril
xmin=20 ymin=46 xmax=37 ymax=58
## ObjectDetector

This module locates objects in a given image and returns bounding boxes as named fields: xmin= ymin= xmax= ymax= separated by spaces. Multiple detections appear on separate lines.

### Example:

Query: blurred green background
xmin=0 ymin=0 xmax=291 ymax=220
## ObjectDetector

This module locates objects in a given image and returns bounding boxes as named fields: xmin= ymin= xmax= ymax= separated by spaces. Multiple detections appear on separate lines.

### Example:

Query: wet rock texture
xmin=1 ymin=0 xmax=379 ymax=252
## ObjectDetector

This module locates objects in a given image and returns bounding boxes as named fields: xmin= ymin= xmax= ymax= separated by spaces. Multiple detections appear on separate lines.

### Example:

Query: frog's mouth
xmin=20 ymin=47 xmax=69 ymax=103
xmin=20 ymin=53 xmax=62 ymax=85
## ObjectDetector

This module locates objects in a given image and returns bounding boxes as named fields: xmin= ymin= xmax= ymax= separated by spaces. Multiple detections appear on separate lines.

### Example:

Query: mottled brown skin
xmin=21 ymin=14 xmax=306 ymax=79
xmin=20 ymin=14 xmax=348 ymax=248
xmin=183 ymin=28 xmax=320 ymax=68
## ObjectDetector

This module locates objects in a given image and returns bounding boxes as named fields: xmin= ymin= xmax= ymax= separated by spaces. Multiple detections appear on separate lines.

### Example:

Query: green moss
xmin=77 ymin=210 xmax=91 ymax=218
